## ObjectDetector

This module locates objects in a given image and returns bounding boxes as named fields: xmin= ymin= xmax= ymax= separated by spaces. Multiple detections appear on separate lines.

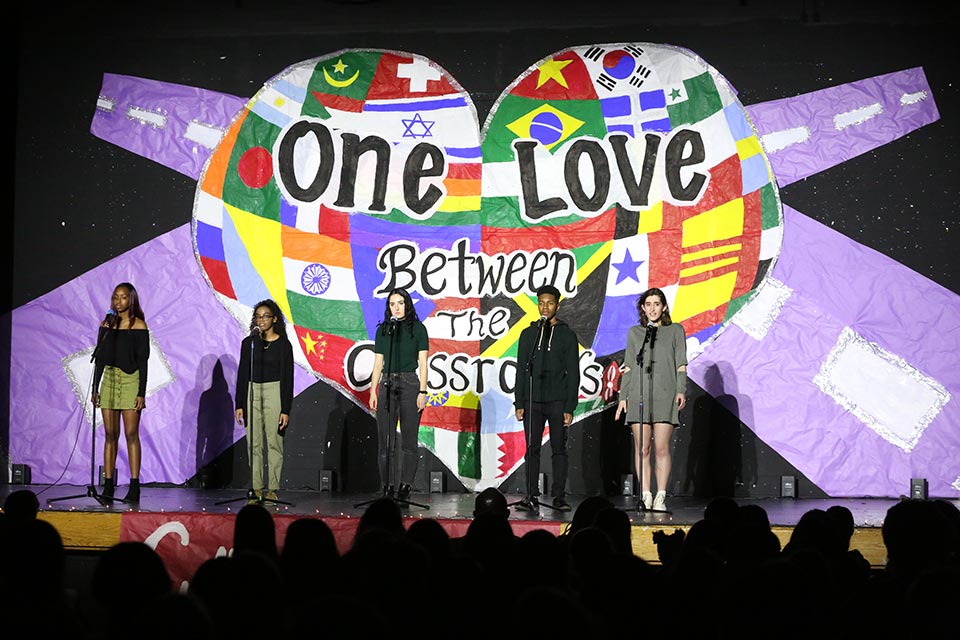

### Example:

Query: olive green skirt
xmin=100 ymin=366 xmax=140 ymax=410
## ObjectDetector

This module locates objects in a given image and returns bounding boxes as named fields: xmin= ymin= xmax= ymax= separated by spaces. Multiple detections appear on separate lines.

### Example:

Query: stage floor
xmin=7 ymin=482 xmax=904 ymax=526
xmin=2 ymin=483 xmax=928 ymax=569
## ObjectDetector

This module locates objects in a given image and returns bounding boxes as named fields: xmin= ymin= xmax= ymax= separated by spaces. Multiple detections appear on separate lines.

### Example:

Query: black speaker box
xmin=12 ymin=464 xmax=32 ymax=485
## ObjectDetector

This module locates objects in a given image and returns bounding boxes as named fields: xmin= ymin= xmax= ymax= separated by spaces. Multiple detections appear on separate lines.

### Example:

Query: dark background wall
xmin=10 ymin=1 xmax=958 ymax=498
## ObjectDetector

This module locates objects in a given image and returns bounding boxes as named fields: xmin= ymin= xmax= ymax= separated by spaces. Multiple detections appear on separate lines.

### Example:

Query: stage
xmin=3 ymin=482 xmax=919 ymax=590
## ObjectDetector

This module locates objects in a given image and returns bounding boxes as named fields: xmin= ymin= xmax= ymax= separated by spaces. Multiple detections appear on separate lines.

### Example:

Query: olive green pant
xmin=245 ymin=381 xmax=283 ymax=491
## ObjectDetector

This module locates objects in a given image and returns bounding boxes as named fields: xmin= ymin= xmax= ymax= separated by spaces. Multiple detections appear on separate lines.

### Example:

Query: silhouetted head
xmin=473 ymin=487 xmax=509 ymax=520
xmin=233 ymin=503 xmax=278 ymax=559
xmin=703 ymin=496 xmax=739 ymax=528
xmin=882 ymin=499 xmax=952 ymax=576
xmin=784 ymin=508 xmax=833 ymax=557
xmin=566 ymin=495 xmax=614 ymax=536
xmin=92 ymin=541 xmax=171 ymax=619
xmin=825 ymin=504 xmax=856 ymax=553
xmin=593 ymin=507 xmax=634 ymax=556
xmin=356 ymin=497 xmax=405 ymax=543
xmin=405 ymin=517 xmax=451 ymax=563
xmin=737 ymin=503 xmax=772 ymax=529
xmin=281 ymin=517 xmax=338 ymax=568
xmin=3 ymin=489 xmax=40 ymax=523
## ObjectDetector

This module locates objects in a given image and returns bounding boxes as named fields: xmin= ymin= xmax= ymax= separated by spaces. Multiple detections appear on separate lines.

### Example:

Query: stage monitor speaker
xmin=430 ymin=471 xmax=444 ymax=493
xmin=621 ymin=474 xmax=635 ymax=496
xmin=780 ymin=475 xmax=796 ymax=498
xmin=318 ymin=469 xmax=337 ymax=492
xmin=11 ymin=464 xmax=32 ymax=485
xmin=910 ymin=478 xmax=928 ymax=500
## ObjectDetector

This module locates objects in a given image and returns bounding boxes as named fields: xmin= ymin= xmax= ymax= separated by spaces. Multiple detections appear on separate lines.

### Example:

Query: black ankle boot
xmin=102 ymin=477 xmax=115 ymax=500
xmin=124 ymin=478 xmax=140 ymax=503
xmin=397 ymin=484 xmax=411 ymax=502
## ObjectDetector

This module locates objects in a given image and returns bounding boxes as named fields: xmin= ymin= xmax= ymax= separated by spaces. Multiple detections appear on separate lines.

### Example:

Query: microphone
xmin=250 ymin=326 xmax=261 ymax=337
xmin=386 ymin=316 xmax=400 ymax=335
xmin=537 ymin=315 xmax=548 ymax=326
xmin=637 ymin=324 xmax=656 ymax=365
xmin=92 ymin=310 xmax=115 ymax=362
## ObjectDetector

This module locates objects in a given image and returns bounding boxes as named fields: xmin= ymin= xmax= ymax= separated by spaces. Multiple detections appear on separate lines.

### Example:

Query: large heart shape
xmin=193 ymin=44 xmax=782 ymax=490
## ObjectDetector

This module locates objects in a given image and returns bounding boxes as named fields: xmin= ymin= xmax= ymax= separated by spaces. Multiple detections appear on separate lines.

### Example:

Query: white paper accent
xmin=127 ymin=106 xmax=167 ymax=129
xmin=900 ymin=91 xmax=928 ymax=106
xmin=184 ymin=121 xmax=225 ymax=150
xmin=834 ymin=102 xmax=883 ymax=130
xmin=814 ymin=327 xmax=950 ymax=452
xmin=96 ymin=96 xmax=116 ymax=113
xmin=63 ymin=334 xmax=176 ymax=428
xmin=731 ymin=277 xmax=791 ymax=341
xmin=760 ymin=126 xmax=810 ymax=153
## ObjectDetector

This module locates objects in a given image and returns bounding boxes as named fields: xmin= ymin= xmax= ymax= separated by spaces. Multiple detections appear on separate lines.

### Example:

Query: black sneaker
xmin=515 ymin=495 xmax=540 ymax=513
xmin=552 ymin=496 xmax=572 ymax=512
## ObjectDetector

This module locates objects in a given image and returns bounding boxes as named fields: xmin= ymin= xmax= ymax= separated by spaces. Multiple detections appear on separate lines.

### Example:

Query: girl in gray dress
xmin=615 ymin=288 xmax=687 ymax=512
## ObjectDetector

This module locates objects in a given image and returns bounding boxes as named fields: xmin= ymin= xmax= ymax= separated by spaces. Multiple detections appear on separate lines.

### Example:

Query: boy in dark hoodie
xmin=514 ymin=284 xmax=580 ymax=513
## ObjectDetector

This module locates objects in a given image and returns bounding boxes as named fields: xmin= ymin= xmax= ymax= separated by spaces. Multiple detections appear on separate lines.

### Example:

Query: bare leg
xmin=629 ymin=422 xmax=642 ymax=488
xmin=121 ymin=409 xmax=142 ymax=478
xmin=102 ymin=409 xmax=121 ymax=478
xmin=653 ymin=422 xmax=674 ymax=493
xmin=637 ymin=422 xmax=653 ymax=493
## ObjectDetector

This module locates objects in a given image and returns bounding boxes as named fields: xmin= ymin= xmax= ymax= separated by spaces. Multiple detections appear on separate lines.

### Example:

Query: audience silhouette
xmin=4 ymin=487 xmax=958 ymax=639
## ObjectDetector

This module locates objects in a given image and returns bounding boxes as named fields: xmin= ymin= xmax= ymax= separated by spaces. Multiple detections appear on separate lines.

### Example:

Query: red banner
xmin=120 ymin=511 xmax=561 ymax=590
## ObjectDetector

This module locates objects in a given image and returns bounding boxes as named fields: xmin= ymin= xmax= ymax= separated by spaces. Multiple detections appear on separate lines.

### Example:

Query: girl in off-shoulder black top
xmin=91 ymin=283 xmax=150 ymax=503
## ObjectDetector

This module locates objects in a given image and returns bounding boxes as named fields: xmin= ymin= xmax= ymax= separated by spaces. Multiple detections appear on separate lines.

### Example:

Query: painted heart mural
xmin=192 ymin=44 xmax=781 ymax=490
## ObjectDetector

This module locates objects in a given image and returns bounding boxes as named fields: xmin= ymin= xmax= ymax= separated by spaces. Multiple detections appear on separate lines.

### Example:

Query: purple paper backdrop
xmin=689 ymin=206 xmax=960 ymax=496
xmin=9 ymin=225 xmax=316 ymax=485
xmin=747 ymin=67 xmax=939 ymax=188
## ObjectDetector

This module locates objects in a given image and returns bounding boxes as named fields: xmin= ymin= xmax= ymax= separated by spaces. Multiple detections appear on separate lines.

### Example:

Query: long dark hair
xmin=113 ymin=282 xmax=145 ymax=327
xmin=249 ymin=299 xmax=288 ymax=338
xmin=380 ymin=288 xmax=420 ymax=336
xmin=637 ymin=287 xmax=673 ymax=326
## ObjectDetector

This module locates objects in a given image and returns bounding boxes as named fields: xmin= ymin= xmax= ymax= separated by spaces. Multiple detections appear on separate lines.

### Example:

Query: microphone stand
xmin=218 ymin=329 xmax=291 ymax=508
xmin=356 ymin=319 xmax=427 ymax=510
xmin=49 ymin=317 xmax=126 ymax=507
xmin=508 ymin=318 xmax=562 ymax=513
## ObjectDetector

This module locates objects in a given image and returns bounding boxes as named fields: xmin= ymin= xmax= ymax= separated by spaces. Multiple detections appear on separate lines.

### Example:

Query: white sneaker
xmin=641 ymin=491 xmax=653 ymax=510
xmin=653 ymin=491 xmax=667 ymax=511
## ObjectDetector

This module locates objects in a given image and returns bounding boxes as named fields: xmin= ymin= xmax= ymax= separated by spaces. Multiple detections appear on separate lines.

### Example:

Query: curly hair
xmin=249 ymin=299 xmax=287 ymax=337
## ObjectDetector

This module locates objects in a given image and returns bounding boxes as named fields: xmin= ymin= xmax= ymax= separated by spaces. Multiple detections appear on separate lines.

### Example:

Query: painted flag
xmin=304 ymin=51 xmax=381 ymax=115
xmin=509 ymin=50 xmax=599 ymax=101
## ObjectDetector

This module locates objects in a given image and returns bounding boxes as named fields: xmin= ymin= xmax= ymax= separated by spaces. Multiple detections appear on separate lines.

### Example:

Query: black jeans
xmin=376 ymin=372 xmax=422 ymax=487
xmin=524 ymin=399 xmax=568 ymax=498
